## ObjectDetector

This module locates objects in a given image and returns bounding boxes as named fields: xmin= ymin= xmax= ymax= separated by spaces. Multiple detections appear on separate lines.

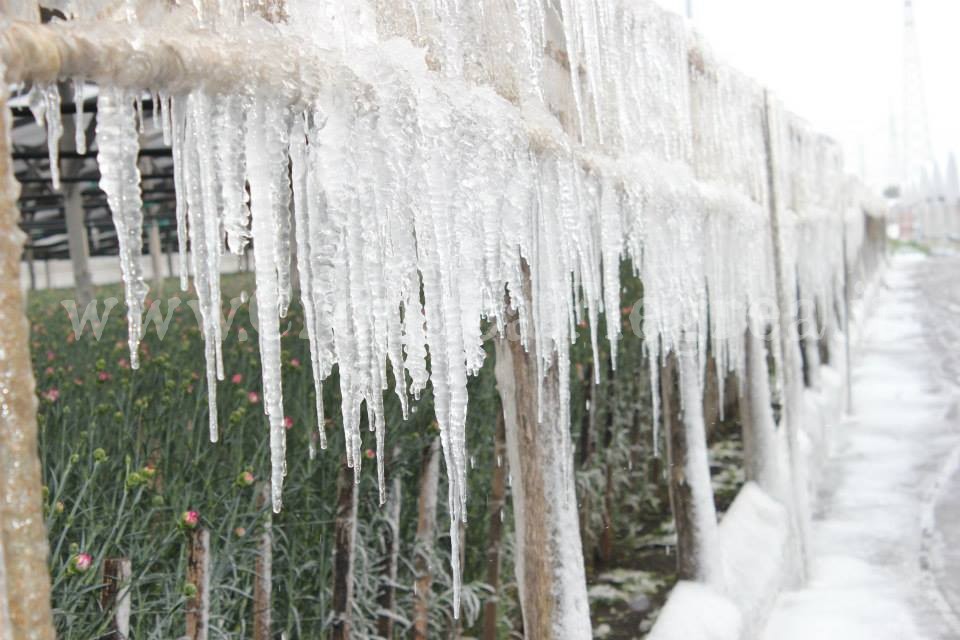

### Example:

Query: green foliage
xmin=29 ymin=261 xmax=700 ymax=638
xmin=30 ymin=275 xmax=513 ymax=638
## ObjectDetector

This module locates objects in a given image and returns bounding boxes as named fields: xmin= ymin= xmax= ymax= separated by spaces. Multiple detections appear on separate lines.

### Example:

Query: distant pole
xmin=149 ymin=219 xmax=164 ymax=296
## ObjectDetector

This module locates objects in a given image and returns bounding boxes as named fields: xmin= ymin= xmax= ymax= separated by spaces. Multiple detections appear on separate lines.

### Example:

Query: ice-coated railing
xmin=0 ymin=1 xmax=884 ymax=635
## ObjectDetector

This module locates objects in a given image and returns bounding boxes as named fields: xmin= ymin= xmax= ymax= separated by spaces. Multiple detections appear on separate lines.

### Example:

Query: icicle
xmin=96 ymin=87 xmax=147 ymax=368
xmin=272 ymin=106 xmax=293 ymax=318
xmin=170 ymin=96 xmax=190 ymax=291
xmin=182 ymin=90 xmax=224 ymax=442
xmin=160 ymin=93 xmax=172 ymax=147
xmin=599 ymin=175 xmax=621 ymax=367
xmin=289 ymin=114 xmax=327 ymax=453
xmin=151 ymin=91 xmax=161 ymax=132
xmin=246 ymin=95 xmax=287 ymax=513
xmin=217 ymin=94 xmax=250 ymax=254
xmin=29 ymin=84 xmax=63 ymax=190
xmin=135 ymin=94 xmax=145 ymax=134
xmin=72 ymin=80 xmax=86 ymax=154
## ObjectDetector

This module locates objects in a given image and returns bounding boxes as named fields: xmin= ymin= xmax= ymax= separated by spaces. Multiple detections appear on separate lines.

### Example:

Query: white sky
xmin=651 ymin=0 xmax=960 ymax=189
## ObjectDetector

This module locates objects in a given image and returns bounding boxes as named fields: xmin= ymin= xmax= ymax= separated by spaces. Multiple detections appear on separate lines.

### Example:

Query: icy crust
xmin=4 ymin=0 xmax=865 ymax=613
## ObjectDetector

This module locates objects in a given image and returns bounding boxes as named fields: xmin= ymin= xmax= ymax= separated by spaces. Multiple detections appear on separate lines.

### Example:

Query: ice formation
xmin=4 ymin=0 xmax=865 ymax=613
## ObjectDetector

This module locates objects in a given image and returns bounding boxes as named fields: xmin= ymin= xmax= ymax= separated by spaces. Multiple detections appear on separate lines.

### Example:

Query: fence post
xmin=185 ymin=529 xmax=210 ymax=640
xmin=480 ymin=410 xmax=508 ymax=640
xmin=493 ymin=279 xmax=591 ymax=637
xmin=762 ymin=90 xmax=810 ymax=576
xmin=253 ymin=484 xmax=272 ymax=640
xmin=99 ymin=558 xmax=132 ymax=639
xmin=739 ymin=329 xmax=780 ymax=494
xmin=660 ymin=349 xmax=722 ymax=584
xmin=376 ymin=447 xmax=402 ymax=640
xmin=0 ymin=74 xmax=57 ymax=640
xmin=413 ymin=438 xmax=440 ymax=640
xmin=841 ymin=219 xmax=853 ymax=412
xmin=331 ymin=460 xmax=357 ymax=640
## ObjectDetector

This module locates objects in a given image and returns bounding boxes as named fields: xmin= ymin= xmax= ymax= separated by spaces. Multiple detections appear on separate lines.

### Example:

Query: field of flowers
xmin=28 ymin=266 xmax=732 ymax=638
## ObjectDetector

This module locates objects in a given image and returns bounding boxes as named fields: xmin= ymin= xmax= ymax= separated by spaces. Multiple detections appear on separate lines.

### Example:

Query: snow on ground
xmin=761 ymin=251 xmax=960 ymax=640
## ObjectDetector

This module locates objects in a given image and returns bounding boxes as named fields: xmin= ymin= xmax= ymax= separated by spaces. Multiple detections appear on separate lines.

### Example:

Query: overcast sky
xmin=651 ymin=0 xmax=959 ymax=189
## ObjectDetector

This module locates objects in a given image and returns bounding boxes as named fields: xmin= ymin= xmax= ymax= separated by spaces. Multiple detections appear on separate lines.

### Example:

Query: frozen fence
xmin=0 ymin=0 xmax=886 ymax=638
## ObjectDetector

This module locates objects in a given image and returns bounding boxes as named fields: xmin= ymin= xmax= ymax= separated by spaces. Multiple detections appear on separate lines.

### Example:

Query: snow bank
xmin=647 ymin=335 xmax=854 ymax=640
xmin=718 ymin=484 xmax=796 ymax=639
xmin=646 ymin=581 xmax=742 ymax=640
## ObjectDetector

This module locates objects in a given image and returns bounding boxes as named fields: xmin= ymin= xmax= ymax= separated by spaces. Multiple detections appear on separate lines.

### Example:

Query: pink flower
xmin=70 ymin=552 xmax=92 ymax=574
xmin=181 ymin=510 xmax=200 ymax=529
xmin=364 ymin=449 xmax=375 ymax=460
xmin=42 ymin=388 xmax=60 ymax=402
xmin=117 ymin=358 xmax=130 ymax=370
xmin=46 ymin=350 xmax=55 ymax=362
xmin=289 ymin=358 xmax=301 ymax=368
xmin=44 ymin=366 xmax=54 ymax=376
xmin=97 ymin=371 xmax=111 ymax=382
xmin=231 ymin=373 xmax=243 ymax=384
xmin=73 ymin=378 xmax=84 ymax=386
xmin=248 ymin=391 xmax=260 ymax=404
xmin=283 ymin=416 xmax=294 ymax=430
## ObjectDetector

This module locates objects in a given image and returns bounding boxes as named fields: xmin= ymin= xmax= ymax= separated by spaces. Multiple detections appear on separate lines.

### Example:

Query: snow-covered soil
xmin=761 ymin=251 xmax=960 ymax=640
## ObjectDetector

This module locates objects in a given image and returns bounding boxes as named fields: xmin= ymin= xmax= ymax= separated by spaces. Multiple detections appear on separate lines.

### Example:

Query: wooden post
xmin=330 ymin=460 xmax=357 ymax=640
xmin=799 ymin=298 xmax=821 ymax=389
xmin=480 ymin=410 xmax=508 ymax=640
xmin=0 ymin=531 xmax=12 ymax=640
xmin=576 ymin=364 xmax=596 ymax=569
xmin=185 ymin=529 xmax=210 ymax=640
xmin=739 ymin=329 xmax=780 ymax=494
xmin=841 ymin=220 xmax=853 ymax=412
xmin=376 ymin=448 xmax=402 ymax=640
xmin=762 ymin=91 xmax=810 ymax=576
xmin=493 ymin=277 xmax=591 ymax=638
xmin=99 ymin=558 xmax=132 ymax=639
xmin=253 ymin=484 xmax=272 ymax=640
xmin=0 ymin=78 xmax=57 ymax=640
xmin=413 ymin=438 xmax=440 ymax=640
xmin=660 ymin=349 xmax=722 ymax=583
